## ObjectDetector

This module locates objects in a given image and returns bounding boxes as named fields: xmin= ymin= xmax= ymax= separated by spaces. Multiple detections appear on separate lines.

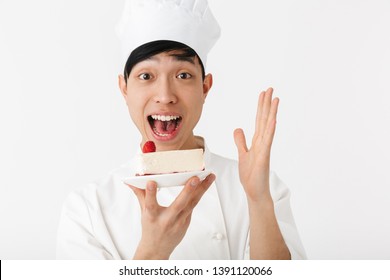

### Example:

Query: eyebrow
xmin=169 ymin=54 xmax=196 ymax=65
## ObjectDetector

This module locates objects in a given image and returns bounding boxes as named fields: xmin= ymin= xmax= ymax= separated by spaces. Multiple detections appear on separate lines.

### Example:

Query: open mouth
xmin=147 ymin=114 xmax=183 ymax=139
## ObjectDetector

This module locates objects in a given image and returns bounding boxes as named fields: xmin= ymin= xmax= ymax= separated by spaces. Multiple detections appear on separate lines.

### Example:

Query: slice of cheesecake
xmin=135 ymin=142 xmax=204 ymax=175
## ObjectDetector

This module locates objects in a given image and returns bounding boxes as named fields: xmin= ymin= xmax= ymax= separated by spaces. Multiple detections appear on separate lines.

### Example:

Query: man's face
xmin=119 ymin=50 xmax=212 ymax=151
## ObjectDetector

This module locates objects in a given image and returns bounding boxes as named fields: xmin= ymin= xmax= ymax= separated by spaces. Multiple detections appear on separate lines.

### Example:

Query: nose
xmin=153 ymin=78 xmax=178 ymax=104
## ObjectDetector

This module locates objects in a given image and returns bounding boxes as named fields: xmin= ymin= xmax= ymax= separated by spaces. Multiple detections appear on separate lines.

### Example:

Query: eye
xmin=177 ymin=72 xmax=192 ymax=79
xmin=138 ymin=73 xmax=152 ymax=80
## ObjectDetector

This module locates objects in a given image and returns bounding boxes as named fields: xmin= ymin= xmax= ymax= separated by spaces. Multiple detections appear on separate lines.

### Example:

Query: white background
xmin=1 ymin=0 xmax=389 ymax=259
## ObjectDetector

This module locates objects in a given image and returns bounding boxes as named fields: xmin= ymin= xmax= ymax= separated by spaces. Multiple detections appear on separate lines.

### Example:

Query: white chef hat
xmin=116 ymin=0 xmax=221 ymax=68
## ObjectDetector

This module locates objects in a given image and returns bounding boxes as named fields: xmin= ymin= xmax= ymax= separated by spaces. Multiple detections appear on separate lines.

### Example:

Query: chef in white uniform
xmin=56 ymin=0 xmax=306 ymax=260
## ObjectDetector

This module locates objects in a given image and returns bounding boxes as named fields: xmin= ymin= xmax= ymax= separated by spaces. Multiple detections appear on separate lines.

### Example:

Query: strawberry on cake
xmin=135 ymin=141 xmax=205 ymax=176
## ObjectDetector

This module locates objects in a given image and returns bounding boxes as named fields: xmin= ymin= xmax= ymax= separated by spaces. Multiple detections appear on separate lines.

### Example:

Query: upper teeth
xmin=151 ymin=115 xmax=180 ymax=121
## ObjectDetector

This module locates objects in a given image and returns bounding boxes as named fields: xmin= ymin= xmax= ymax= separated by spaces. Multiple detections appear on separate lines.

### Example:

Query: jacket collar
xmin=194 ymin=136 xmax=211 ymax=170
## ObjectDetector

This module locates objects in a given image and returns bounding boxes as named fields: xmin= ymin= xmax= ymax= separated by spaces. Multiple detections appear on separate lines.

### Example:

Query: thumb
xmin=234 ymin=128 xmax=248 ymax=156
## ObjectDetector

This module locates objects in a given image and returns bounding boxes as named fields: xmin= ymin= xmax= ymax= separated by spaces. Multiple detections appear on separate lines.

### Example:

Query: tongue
xmin=154 ymin=120 xmax=176 ymax=134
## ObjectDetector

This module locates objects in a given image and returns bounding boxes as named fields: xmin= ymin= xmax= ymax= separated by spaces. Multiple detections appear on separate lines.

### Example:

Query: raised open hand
xmin=234 ymin=88 xmax=279 ymax=202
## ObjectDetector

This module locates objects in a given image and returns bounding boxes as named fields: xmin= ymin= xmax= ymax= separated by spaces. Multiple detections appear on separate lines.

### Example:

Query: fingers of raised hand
xmin=253 ymin=88 xmax=279 ymax=147
xmin=254 ymin=90 xmax=266 ymax=141
xmin=253 ymin=88 xmax=272 ymax=140
xmin=263 ymin=97 xmax=279 ymax=148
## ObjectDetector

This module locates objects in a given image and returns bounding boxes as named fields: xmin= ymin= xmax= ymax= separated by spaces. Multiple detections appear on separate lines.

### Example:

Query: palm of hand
xmin=234 ymin=88 xmax=279 ymax=201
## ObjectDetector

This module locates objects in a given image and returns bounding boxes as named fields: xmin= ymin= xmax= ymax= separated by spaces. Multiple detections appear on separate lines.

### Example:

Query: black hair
xmin=124 ymin=40 xmax=205 ymax=82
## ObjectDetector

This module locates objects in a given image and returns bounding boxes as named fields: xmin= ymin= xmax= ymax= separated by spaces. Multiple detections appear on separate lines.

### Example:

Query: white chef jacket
xmin=56 ymin=140 xmax=306 ymax=260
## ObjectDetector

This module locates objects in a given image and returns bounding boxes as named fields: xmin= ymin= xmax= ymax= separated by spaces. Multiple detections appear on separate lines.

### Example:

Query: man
xmin=56 ymin=0 xmax=306 ymax=260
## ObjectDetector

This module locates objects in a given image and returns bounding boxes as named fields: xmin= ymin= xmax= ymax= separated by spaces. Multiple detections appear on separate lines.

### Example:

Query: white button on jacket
xmin=56 ymin=140 xmax=306 ymax=259
xmin=215 ymin=233 xmax=224 ymax=240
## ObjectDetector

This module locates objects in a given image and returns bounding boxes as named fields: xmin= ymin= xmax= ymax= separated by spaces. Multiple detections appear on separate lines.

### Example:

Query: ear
xmin=118 ymin=74 xmax=128 ymax=100
xmin=202 ymin=73 xmax=213 ymax=101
